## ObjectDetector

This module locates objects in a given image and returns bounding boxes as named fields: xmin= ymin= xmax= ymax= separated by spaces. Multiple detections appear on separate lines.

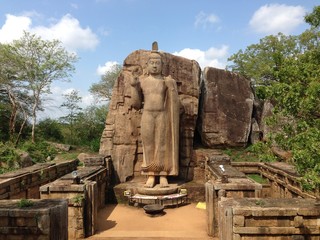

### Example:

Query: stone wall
xmin=0 ymin=160 xmax=78 ymax=200
xmin=206 ymin=160 xmax=319 ymax=238
xmin=40 ymin=166 xmax=108 ymax=239
xmin=0 ymin=199 xmax=68 ymax=240
xmin=99 ymin=50 xmax=201 ymax=183
xmin=231 ymin=162 xmax=318 ymax=198
xmin=205 ymin=163 xmax=262 ymax=237
xmin=192 ymin=148 xmax=231 ymax=183
xmin=219 ymin=198 xmax=320 ymax=240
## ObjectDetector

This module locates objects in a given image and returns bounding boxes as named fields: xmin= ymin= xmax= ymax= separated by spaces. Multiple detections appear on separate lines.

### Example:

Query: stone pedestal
xmin=137 ymin=184 xmax=178 ymax=195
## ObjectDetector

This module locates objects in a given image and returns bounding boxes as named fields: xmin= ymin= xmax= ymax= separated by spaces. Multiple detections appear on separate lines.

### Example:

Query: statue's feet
xmin=144 ymin=176 xmax=155 ymax=188
xmin=160 ymin=176 xmax=169 ymax=188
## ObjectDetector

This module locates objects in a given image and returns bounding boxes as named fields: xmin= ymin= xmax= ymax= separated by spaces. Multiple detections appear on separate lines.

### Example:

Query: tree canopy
xmin=89 ymin=63 xmax=122 ymax=102
xmin=227 ymin=6 xmax=320 ymax=190
xmin=0 ymin=32 xmax=78 ymax=143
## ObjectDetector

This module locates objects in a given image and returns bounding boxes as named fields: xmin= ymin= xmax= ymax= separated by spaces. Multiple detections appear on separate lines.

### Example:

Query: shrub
xmin=18 ymin=198 xmax=34 ymax=208
xmin=0 ymin=142 xmax=19 ymax=172
xmin=20 ymin=140 xmax=57 ymax=163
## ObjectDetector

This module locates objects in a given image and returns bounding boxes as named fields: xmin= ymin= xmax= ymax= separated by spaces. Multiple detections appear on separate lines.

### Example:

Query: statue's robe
xmin=131 ymin=75 xmax=179 ymax=176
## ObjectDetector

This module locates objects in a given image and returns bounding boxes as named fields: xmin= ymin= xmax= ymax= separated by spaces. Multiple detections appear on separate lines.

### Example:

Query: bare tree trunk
xmin=31 ymin=107 xmax=37 ymax=144
xmin=15 ymin=106 xmax=28 ymax=147
xmin=7 ymin=90 xmax=18 ymax=143
xmin=31 ymin=93 xmax=40 ymax=144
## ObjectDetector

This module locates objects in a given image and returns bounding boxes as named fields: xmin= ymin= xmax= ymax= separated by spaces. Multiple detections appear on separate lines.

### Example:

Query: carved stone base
xmin=137 ymin=184 xmax=178 ymax=195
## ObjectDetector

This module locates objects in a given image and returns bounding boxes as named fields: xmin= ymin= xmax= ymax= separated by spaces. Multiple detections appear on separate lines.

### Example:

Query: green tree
xmin=9 ymin=32 xmax=77 ymax=143
xmin=0 ymin=43 xmax=31 ymax=145
xmin=227 ymin=6 xmax=320 ymax=190
xmin=70 ymin=104 xmax=107 ymax=151
xmin=60 ymin=90 xmax=82 ymax=145
xmin=37 ymin=118 xmax=64 ymax=142
xmin=89 ymin=64 xmax=122 ymax=102
xmin=227 ymin=33 xmax=301 ymax=99
xmin=305 ymin=5 xmax=320 ymax=28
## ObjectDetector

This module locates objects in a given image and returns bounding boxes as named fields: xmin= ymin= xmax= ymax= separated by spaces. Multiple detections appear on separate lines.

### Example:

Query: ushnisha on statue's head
xmin=146 ymin=41 xmax=162 ymax=75
xmin=148 ymin=41 xmax=162 ymax=60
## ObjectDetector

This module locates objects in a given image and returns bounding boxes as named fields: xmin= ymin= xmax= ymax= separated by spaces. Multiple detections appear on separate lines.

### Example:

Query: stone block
xmin=294 ymin=215 xmax=304 ymax=228
xmin=15 ymin=217 xmax=26 ymax=227
xmin=0 ymin=199 xmax=67 ymax=240
xmin=37 ymin=214 xmax=50 ymax=234
xmin=233 ymin=215 xmax=245 ymax=227
xmin=0 ymin=217 xmax=8 ymax=226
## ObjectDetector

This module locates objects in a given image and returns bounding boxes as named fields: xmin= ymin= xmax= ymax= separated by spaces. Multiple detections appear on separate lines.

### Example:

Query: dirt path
xmin=87 ymin=203 xmax=214 ymax=239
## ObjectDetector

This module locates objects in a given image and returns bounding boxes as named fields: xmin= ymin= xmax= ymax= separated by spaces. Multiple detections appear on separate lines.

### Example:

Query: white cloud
xmin=70 ymin=3 xmax=78 ymax=9
xmin=0 ymin=13 xmax=99 ymax=52
xmin=33 ymin=14 xmax=99 ymax=52
xmin=0 ymin=14 xmax=32 ymax=43
xmin=195 ymin=11 xmax=219 ymax=28
xmin=82 ymin=94 xmax=95 ymax=106
xmin=249 ymin=4 xmax=306 ymax=35
xmin=96 ymin=61 xmax=119 ymax=75
xmin=173 ymin=45 xmax=229 ymax=69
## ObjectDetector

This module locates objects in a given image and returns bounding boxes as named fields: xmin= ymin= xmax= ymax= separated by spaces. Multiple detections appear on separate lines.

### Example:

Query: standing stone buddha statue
xmin=130 ymin=42 xmax=180 ymax=188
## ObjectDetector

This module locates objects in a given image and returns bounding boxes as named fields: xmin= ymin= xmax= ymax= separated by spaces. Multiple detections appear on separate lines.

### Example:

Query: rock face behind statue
xmin=198 ymin=67 xmax=254 ymax=147
xmin=99 ymin=50 xmax=201 ymax=183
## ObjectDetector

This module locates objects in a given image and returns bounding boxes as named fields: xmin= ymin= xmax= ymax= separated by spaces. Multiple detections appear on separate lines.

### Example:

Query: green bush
xmin=18 ymin=198 xmax=34 ymax=208
xmin=0 ymin=142 xmax=19 ymax=172
xmin=20 ymin=140 xmax=57 ymax=163
xmin=89 ymin=138 xmax=100 ymax=152
xmin=247 ymin=142 xmax=278 ymax=162
xmin=37 ymin=118 xmax=64 ymax=142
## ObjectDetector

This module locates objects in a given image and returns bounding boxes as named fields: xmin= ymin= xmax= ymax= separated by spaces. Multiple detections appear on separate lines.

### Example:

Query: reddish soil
xmin=87 ymin=203 xmax=214 ymax=239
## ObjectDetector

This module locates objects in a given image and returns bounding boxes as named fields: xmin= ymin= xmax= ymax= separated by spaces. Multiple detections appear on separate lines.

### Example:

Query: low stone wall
xmin=205 ymin=165 xmax=262 ymax=237
xmin=231 ymin=162 xmax=318 ymax=199
xmin=218 ymin=198 xmax=320 ymax=240
xmin=40 ymin=166 xmax=108 ymax=239
xmin=206 ymin=160 xmax=320 ymax=239
xmin=192 ymin=148 xmax=231 ymax=183
xmin=0 ymin=160 xmax=78 ymax=200
xmin=0 ymin=199 xmax=68 ymax=240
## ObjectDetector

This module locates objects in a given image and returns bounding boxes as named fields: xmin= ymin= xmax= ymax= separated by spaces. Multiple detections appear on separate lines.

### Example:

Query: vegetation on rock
xmin=17 ymin=198 xmax=34 ymax=208
xmin=227 ymin=6 xmax=320 ymax=191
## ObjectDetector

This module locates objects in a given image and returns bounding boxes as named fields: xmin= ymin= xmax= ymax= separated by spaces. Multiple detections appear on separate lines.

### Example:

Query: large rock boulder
xmin=17 ymin=150 xmax=34 ymax=168
xmin=198 ymin=67 xmax=254 ymax=147
xmin=99 ymin=50 xmax=201 ymax=182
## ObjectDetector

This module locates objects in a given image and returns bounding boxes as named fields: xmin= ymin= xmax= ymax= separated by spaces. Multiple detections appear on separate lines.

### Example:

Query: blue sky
xmin=0 ymin=0 xmax=317 ymax=118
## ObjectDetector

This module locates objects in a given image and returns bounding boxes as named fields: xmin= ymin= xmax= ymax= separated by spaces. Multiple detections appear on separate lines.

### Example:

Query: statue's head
xmin=147 ymin=51 xmax=162 ymax=75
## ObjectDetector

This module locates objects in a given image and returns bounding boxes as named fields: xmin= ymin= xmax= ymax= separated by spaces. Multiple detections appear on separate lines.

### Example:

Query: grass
xmin=53 ymin=145 xmax=96 ymax=162
xmin=223 ymin=147 xmax=260 ymax=162
xmin=247 ymin=173 xmax=269 ymax=184
xmin=18 ymin=198 xmax=34 ymax=208
xmin=53 ymin=152 xmax=79 ymax=161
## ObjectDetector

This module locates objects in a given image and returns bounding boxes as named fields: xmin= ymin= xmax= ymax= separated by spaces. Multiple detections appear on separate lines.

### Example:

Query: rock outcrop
xmin=198 ymin=67 xmax=254 ymax=147
xmin=99 ymin=50 xmax=201 ymax=182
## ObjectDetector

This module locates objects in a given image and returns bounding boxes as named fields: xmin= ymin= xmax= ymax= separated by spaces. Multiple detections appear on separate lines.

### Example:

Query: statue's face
xmin=147 ymin=58 xmax=162 ymax=75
